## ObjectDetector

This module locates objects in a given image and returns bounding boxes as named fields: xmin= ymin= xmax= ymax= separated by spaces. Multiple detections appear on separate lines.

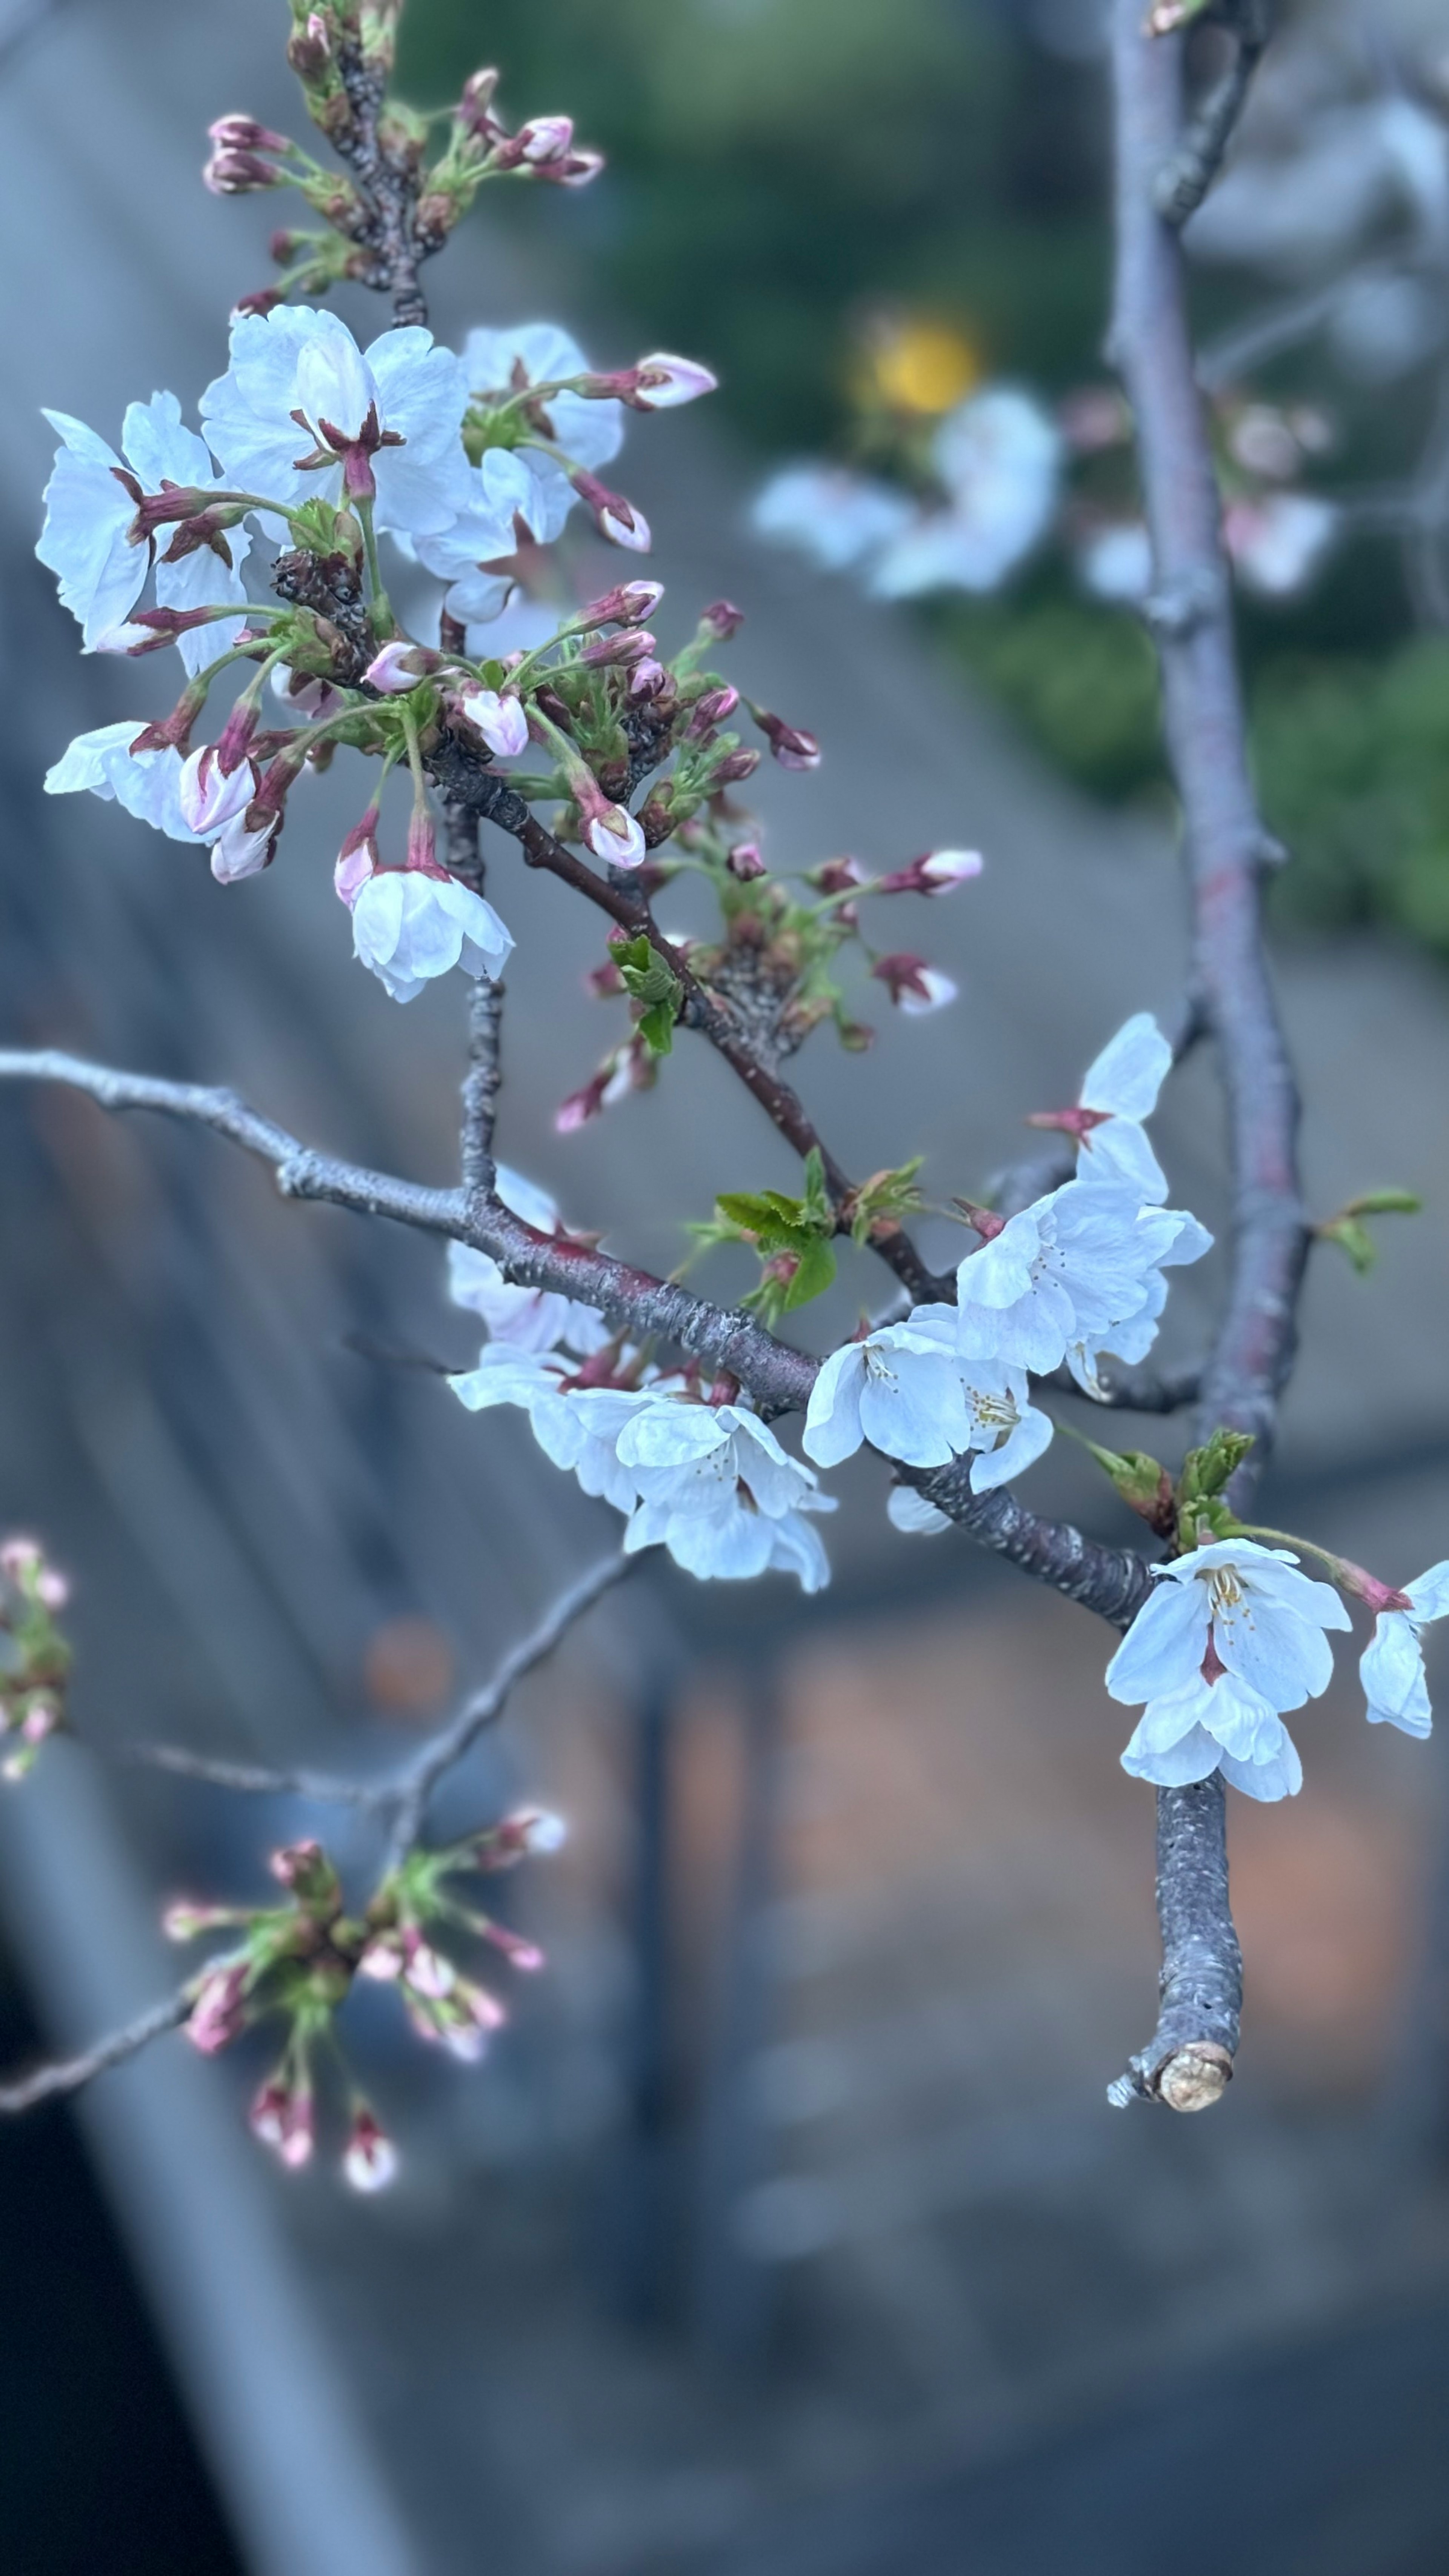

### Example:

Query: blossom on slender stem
xmin=751 ymin=707 xmax=820 ymax=770
xmin=872 ymin=954 xmax=958 ymax=1015
xmin=186 ymin=1958 xmax=251 ymax=2054
xmin=178 ymin=744 xmax=257 ymax=836
xmin=202 ymin=304 xmax=469 ymax=538
xmin=335 ymin=807 xmax=514 ymax=1002
xmin=44 ymin=723 xmax=205 ymax=843
xmin=616 ymin=1400 xmax=835 ymax=1588
xmin=210 ymin=807 xmax=276 ymax=884
xmin=447 ymin=1167 xmax=610 ymax=1356
xmin=1027 ymin=1012 xmax=1173 ymax=1202
xmin=587 ymin=354 xmax=718 ymax=411
xmin=1360 ymin=1561 xmax=1449 ymax=1738
xmin=249 ymin=2063 xmax=315 ymax=2168
xmin=449 ymin=1349 xmax=653 ymax=1515
xmin=37 ymin=392 xmax=252 ymax=668
xmin=575 ymin=779 xmax=646 ymax=869
xmin=1106 ymin=1539 xmax=1352 ymax=1801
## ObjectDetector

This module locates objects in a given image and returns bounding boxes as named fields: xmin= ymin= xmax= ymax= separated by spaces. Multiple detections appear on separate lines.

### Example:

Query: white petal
xmin=1218 ymin=1727 xmax=1303 ymax=1801
xmin=802 ymin=1344 xmax=867 ymax=1467
xmin=1407 ymin=1561 xmax=1449 ymax=1622
xmin=1077 ymin=1117 xmax=1168 ymax=1205
xmin=43 ymin=723 xmax=203 ymax=843
xmin=968 ymin=1402 xmax=1053 ymax=1491
xmin=1121 ymin=1716 xmax=1223 ymax=1787
xmin=766 ymin=1510 xmax=833 ymax=1592
xmin=1079 ymin=1013 xmax=1172 ymax=1121
xmin=1361 ymin=1613 xmax=1432 ymax=1736
xmin=1104 ymin=1578 xmax=1211 ymax=1704
xmin=887 ymin=1486 xmax=951 ymax=1536
xmin=1212 ymin=1601 xmax=1334 ymax=1710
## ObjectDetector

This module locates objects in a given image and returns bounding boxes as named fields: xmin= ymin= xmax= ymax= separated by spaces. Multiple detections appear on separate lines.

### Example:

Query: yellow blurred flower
xmin=852 ymin=311 xmax=981 ymax=418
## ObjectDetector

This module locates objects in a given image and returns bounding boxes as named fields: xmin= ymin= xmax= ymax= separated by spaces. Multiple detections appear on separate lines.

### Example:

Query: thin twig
xmin=0 ymin=1990 xmax=191 ymax=2116
xmin=118 ymin=1744 xmax=381 ymax=1804
xmin=1109 ymin=0 xmax=1311 ymax=2108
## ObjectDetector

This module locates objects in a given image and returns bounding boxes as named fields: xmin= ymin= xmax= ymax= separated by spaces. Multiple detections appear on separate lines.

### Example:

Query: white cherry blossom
xmin=447 ymin=1166 xmax=610 ymax=1356
xmin=44 ymin=722 xmax=203 ymax=842
xmin=201 ymin=305 xmax=469 ymax=540
xmin=1360 ymin=1561 xmax=1449 ymax=1739
xmin=751 ymin=463 xmax=915 ymax=573
xmin=616 ymin=1400 xmax=818 ymax=1522
xmin=448 ymin=1348 xmax=654 ymax=1514
xmin=1106 ymin=1539 xmax=1352 ymax=1801
xmin=178 ymin=744 xmax=256 ymax=836
xmin=625 ymin=1488 xmax=833 ymax=1589
xmin=955 ymin=1181 xmax=1210 ymax=1384
xmin=871 ymin=389 xmax=1061 ymax=598
xmin=803 ymin=1317 xmax=972 ymax=1469
xmin=407 ymin=447 xmax=537 ymax=629
xmin=343 ymin=865 xmax=513 ymax=1003
xmin=958 ymin=1356 xmax=1055 ymax=1491
xmin=37 ymin=392 xmax=252 ymax=668
xmin=460 ymin=322 xmax=624 ymax=544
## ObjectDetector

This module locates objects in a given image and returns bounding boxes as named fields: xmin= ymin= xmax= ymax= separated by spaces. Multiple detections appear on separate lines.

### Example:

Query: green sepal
xmin=844 ymin=1157 xmax=925 ymax=1247
xmin=611 ymin=934 xmax=683 ymax=1056
xmin=1081 ymin=1437 xmax=1174 ymax=1526
xmin=1177 ymin=1427 xmax=1254 ymax=1508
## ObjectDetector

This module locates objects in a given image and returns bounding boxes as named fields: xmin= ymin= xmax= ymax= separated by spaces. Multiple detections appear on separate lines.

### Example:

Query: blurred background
xmin=3 ymin=0 xmax=1449 ymax=2570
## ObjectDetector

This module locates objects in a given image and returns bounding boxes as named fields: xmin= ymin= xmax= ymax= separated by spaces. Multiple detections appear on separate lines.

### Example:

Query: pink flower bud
xmin=249 ymin=2070 xmax=314 ymax=2168
xmin=542 ymin=149 xmax=605 ymax=189
xmin=875 ymin=847 xmax=984 ymax=897
xmin=517 ymin=114 xmax=573 ymax=164
xmin=571 ymin=469 xmax=651 ymax=552
xmin=700 ymin=600 xmax=745 ymax=640
xmin=22 ymin=1700 xmax=59 ymax=1747
xmin=208 ymin=115 xmax=291 ymax=152
xmin=579 ymin=580 xmax=664 ymax=629
xmin=810 ymin=856 xmax=868 ymax=894
xmin=204 ymin=149 xmax=282 ymax=196
xmin=583 ymin=803 xmax=647 ymax=869
xmin=513 ymin=1808 xmax=568 ymax=1853
xmin=0 ymin=1538 xmax=42 ymax=1581
xmin=710 ymin=748 xmax=761 ymax=785
xmin=180 ymin=745 xmax=257 ymax=836
xmin=214 ymin=697 xmax=261 ymax=775
xmin=461 ymin=66 xmax=502 ymax=133
xmin=579 ymin=628 xmax=656 ymax=668
xmin=400 ymin=1933 xmax=455 ymax=2001
xmin=364 ymin=640 xmax=436 ymax=693
xmin=480 ymin=1924 xmax=546 ymax=1972
xmin=343 ymin=2108 xmax=398 ymax=2193
xmin=872 ymin=954 xmax=958 ymax=1015
xmin=210 ymin=812 xmax=275 ymax=884
xmin=627 ymin=659 xmax=669 ymax=700
xmin=186 ymin=1960 xmax=250 ymax=2055
xmin=34 ymin=1569 xmax=69 ymax=1610
xmin=727 ymin=840 xmax=767 ymax=881
xmin=685 ymin=684 xmax=738 ymax=740
xmin=162 ymin=1900 xmax=236 ymax=1943
xmin=454 ymin=683 xmax=529 ymax=758
xmin=753 ymin=707 xmax=820 ymax=770
xmin=628 ymin=354 xmax=718 ymax=411
xmin=334 ymin=809 xmax=380 ymax=907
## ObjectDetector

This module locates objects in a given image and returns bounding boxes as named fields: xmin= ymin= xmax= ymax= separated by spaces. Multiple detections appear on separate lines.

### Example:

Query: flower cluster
xmin=0 ymin=1536 xmax=71 ymax=1781
xmin=167 ymin=1809 xmax=563 ymax=2186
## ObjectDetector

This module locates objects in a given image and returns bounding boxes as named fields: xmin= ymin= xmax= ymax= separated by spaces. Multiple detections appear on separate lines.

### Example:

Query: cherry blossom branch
xmin=910 ymin=1462 xmax=1157 ymax=1629
xmin=0 ymin=1990 xmax=191 ymax=2116
xmin=428 ymin=740 xmax=943 ymax=1301
xmin=328 ymin=25 xmax=431 ymax=329
xmin=1108 ymin=0 xmax=1311 ymax=2110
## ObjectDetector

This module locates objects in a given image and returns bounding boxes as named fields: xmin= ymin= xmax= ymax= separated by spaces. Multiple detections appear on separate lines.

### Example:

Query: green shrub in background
xmin=401 ymin=0 xmax=1449 ymax=964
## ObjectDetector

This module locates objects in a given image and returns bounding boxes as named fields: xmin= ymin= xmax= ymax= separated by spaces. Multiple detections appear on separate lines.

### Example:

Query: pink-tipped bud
xmin=513 ymin=1808 xmax=568 ymax=1853
xmin=480 ymin=1924 xmax=547 ymax=1972
xmin=710 ymin=748 xmax=761 ymax=785
xmin=516 ymin=114 xmax=573 ymax=164
xmin=875 ymin=847 xmax=984 ymax=897
xmin=726 ymin=840 xmax=767 ymax=882
xmin=583 ymin=803 xmax=647 ymax=869
xmin=571 ymin=468 xmax=651 ymax=553
xmin=579 ymin=628 xmax=657 ymax=668
xmin=400 ymin=1933 xmax=455 ymax=2001
xmin=627 ymin=354 xmax=718 ymax=411
xmin=700 ymin=600 xmax=744 ymax=641
xmin=872 ymin=954 xmax=958 ymax=1015
xmin=162 ymin=1900 xmax=237 ymax=1943
xmin=753 ymin=707 xmax=820 ymax=770
xmin=365 ymin=640 xmax=438 ymax=693
xmin=186 ymin=1960 xmax=250 ymax=2055
xmin=627 ymin=659 xmax=669 ymax=701
xmin=685 ymin=684 xmax=738 ymax=740
xmin=204 ymin=148 xmax=282 ymax=196
xmin=454 ymin=683 xmax=529 ymax=758
xmin=543 ymin=148 xmax=605 ymax=189
xmin=34 ymin=1569 xmax=69 ymax=1610
xmin=210 ymin=811 xmax=275 ymax=884
xmin=0 ymin=1538 xmax=42 ymax=1581
xmin=343 ymin=2108 xmax=398 ymax=2193
xmin=22 ymin=1700 xmax=59 ymax=1747
xmin=460 ymin=67 xmax=502 ymax=133
xmin=810 ymin=855 xmax=868 ymax=894
xmin=180 ymin=744 xmax=257 ymax=836
xmin=335 ymin=809 xmax=380 ymax=907
xmin=208 ymin=115 xmax=291 ymax=152
xmin=249 ymin=2071 xmax=315 ymax=2168
xmin=579 ymin=580 xmax=664 ymax=629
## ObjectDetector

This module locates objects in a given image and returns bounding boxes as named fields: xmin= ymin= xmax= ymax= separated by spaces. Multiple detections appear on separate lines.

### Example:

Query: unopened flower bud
xmin=343 ymin=2107 xmax=398 ymax=2193
xmin=582 ymin=802 xmax=647 ymax=869
xmin=208 ymin=115 xmax=292 ymax=152
xmin=700 ymin=600 xmax=744 ymax=640
xmin=579 ymin=628 xmax=656 ymax=668
xmin=513 ymin=1808 xmax=568 ymax=1853
xmin=727 ymin=840 xmax=767 ymax=881
xmin=204 ymin=148 xmax=283 ymax=196
xmin=709 ymin=747 xmax=761 ymax=785
xmin=626 ymin=353 xmax=718 ymax=411
xmin=685 ymin=684 xmax=738 ymax=740
xmin=810 ymin=855 xmax=868 ymax=894
xmin=211 ymin=811 xmax=275 ymax=884
xmin=570 ymin=468 xmax=651 ymax=553
xmin=186 ymin=1960 xmax=250 ymax=2055
xmin=249 ymin=2069 xmax=314 ymax=2168
xmin=543 ymin=149 xmax=605 ymax=189
xmin=286 ymin=13 xmax=331 ymax=76
xmin=454 ymin=683 xmax=529 ymax=758
xmin=34 ymin=1569 xmax=69 ymax=1610
xmin=874 ymin=847 xmax=984 ymax=897
xmin=627 ymin=659 xmax=669 ymax=701
xmin=460 ymin=66 xmax=501 ymax=132
xmin=516 ymin=114 xmax=573 ymax=164
xmin=364 ymin=639 xmax=438 ymax=693
xmin=752 ymin=706 xmax=820 ymax=770
xmin=0 ymin=1538 xmax=42 ymax=1581
xmin=579 ymin=580 xmax=664 ymax=629
xmin=214 ymin=697 xmax=261 ymax=774
xmin=872 ymin=954 xmax=958 ymax=1015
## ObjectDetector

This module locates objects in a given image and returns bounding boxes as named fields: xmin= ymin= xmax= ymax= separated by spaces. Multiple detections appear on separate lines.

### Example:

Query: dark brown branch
xmin=1109 ymin=0 xmax=1310 ymax=2108
xmin=909 ymin=1462 xmax=1158 ymax=1628
xmin=1153 ymin=0 xmax=1268 ymax=230
xmin=1042 ymin=1358 xmax=1203 ymax=1414
xmin=0 ymin=1990 xmax=190 ymax=2115
xmin=328 ymin=33 xmax=431 ymax=328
